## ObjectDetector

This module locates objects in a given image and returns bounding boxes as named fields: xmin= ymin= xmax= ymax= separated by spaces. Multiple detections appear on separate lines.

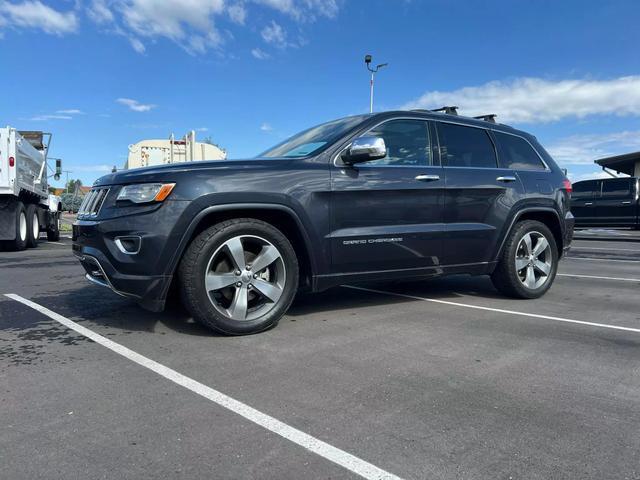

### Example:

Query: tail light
xmin=9 ymin=156 xmax=14 ymax=167
xmin=562 ymin=178 xmax=572 ymax=194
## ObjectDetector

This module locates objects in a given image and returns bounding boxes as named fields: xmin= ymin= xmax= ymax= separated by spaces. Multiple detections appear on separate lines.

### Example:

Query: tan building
xmin=125 ymin=131 xmax=226 ymax=169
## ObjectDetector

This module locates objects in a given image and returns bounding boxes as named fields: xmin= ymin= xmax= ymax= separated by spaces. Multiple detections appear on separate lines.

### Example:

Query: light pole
xmin=365 ymin=54 xmax=388 ymax=113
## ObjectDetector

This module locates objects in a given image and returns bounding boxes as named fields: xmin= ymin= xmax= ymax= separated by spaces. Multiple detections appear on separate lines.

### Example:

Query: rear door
xmin=436 ymin=121 xmax=525 ymax=266
xmin=595 ymin=178 xmax=636 ymax=227
xmin=330 ymin=118 xmax=444 ymax=274
xmin=571 ymin=180 xmax=598 ymax=226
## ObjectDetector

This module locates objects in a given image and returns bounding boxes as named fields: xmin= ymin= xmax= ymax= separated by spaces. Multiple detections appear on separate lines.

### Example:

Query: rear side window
xmin=437 ymin=123 xmax=497 ymax=168
xmin=494 ymin=132 xmax=546 ymax=170
xmin=572 ymin=180 xmax=597 ymax=199
xmin=601 ymin=178 xmax=631 ymax=197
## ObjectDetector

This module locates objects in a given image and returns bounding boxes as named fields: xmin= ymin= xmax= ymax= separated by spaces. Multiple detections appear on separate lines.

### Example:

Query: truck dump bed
xmin=0 ymin=127 xmax=50 ymax=200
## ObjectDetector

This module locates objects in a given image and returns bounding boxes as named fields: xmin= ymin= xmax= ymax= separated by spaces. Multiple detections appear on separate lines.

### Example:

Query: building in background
xmin=125 ymin=131 xmax=226 ymax=170
xmin=595 ymin=151 xmax=640 ymax=177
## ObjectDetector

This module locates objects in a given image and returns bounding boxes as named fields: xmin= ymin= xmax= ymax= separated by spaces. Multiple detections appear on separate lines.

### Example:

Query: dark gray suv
xmin=73 ymin=109 xmax=574 ymax=335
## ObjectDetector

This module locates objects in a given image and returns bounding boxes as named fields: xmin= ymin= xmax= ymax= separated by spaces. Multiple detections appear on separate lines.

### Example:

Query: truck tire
xmin=47 ymin=213 xmax=61 ymax=242
xmin=491 ymin=220 xmax=558 ymax=299
xmin=26 ymin=204 xmax=39 ymax=248
xmin=178 ymin=218 xmax=299 ymax=335
xmin=10 ymin=202 xmax=28 ymax=251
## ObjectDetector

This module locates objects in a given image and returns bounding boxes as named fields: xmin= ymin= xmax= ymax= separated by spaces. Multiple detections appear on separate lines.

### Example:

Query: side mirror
xmin=342 ymin=136 xmax=387 ymax=165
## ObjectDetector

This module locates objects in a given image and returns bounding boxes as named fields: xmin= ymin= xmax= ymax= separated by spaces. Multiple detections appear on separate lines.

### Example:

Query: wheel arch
xmin=167 ymin=203 xmax=316 ymax=291
xmin=494 ymin=207 xmax=564 ymax=262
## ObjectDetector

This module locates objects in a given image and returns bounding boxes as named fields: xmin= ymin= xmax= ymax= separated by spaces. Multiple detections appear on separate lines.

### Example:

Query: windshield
xmin=258 ymin=115 xmax=369 ymax=158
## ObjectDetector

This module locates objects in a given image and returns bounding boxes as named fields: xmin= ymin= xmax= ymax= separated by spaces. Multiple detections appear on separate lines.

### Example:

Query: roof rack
xmin=431 ymin=106 xmax=458 ymax=115
xmin=473 ymin=114 xmax=497 ymax=123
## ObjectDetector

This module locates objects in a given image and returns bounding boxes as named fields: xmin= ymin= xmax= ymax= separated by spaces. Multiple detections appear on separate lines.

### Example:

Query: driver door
xmin=329 ymin=118 xmax=444 ymax=275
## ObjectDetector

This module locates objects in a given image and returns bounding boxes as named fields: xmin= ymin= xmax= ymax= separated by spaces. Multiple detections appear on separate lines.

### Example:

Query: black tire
xmin=491 ymin=220 xmax=558 ymax=299
xmin=8 ymin=202 xmax=28 ymax=251
xmin=178 ymin=218 xmax=299 ymax=335
xmin=26 ymin=204 xmax=39 ymax=248
xmin=47 ymin=214 xmax=61 ymax=242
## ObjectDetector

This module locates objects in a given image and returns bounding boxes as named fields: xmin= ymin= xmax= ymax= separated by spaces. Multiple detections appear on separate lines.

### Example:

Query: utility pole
xmin=365 ymin=54 xmax=388 ymax=113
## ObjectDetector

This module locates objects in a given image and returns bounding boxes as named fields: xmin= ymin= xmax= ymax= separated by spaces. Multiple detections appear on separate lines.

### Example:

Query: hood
xmin=93 ymin=158 xmax=293 ymax=187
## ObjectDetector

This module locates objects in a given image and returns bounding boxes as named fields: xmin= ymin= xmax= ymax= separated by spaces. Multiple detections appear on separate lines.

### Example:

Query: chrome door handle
xmin=496 ymin=176 xmax=517 ymax=182
xmin=584 ymin=202 xmax=593 ymax=206
xmin=622 ymin=201 xmax=632 ymax=204
xmin=415 ymin=174 xmax=440 ymax=182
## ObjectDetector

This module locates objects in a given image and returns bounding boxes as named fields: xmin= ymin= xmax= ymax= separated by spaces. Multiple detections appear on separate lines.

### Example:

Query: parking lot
xmin=1 ymin=233 xmax=640 ymax=480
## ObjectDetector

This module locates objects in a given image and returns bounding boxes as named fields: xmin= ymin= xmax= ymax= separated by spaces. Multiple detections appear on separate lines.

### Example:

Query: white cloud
xmin=87 ymin=0 xmax=114 ymax=24
xmin=567 ymin=170 xmax=625 ymax=183
xmin=403 ymin=76 xmax=640 ymax=124
xmin=29 ymin=114 xmax=73 ymax=121
xmin=196 ymin=127 xmax=208 ymax=132
xmin=227 ymin=2 xmax=246 ymax=24
xmin=129 ymin=36 xmax=145 ymax=53
xmin=260 ymin=122 xmax=273 ymax=132
xmin=0 ymin=0 xmax=78 ymax=35
xmin=56 ymin=109 xmax=84 ymax=115
xmin=116 ymin=97 xmax=156 ymax=112
xmin=254 ymin=0 xmax=338 ymax=20
xmin=261 ymin=20 xmax=287 ymax=47
xmin=251 ymin=47 xmax=270 ymax=59
xmin=547 ymin=130 xmax=640 ymax=166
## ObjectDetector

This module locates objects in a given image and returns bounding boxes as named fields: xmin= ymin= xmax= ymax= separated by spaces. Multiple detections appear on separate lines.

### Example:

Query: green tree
xmin=65 ymin=179 xmax=82 ymax=193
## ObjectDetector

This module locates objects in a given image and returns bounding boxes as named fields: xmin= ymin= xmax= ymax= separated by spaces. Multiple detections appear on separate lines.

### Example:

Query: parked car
xmin=572 ymin=177 xmax=639 ymax=229
xmin=73 ymin=109 xmax=574 ymax=335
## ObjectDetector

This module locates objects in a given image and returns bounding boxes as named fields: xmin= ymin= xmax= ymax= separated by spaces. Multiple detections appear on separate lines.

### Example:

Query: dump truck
xmin=0 ymin=127 xmax=62 ymax=250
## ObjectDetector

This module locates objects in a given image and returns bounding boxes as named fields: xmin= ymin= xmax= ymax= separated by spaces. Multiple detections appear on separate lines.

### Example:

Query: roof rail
xmin=431 ymin=106 xmax=458 ymax=115
xmin=473 ymin=114 xmax=497 ymax=123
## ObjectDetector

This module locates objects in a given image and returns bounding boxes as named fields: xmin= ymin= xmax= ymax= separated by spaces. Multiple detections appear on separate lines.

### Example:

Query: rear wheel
xmin=47 ymin=213 xmax=61 ymax=242
xmin=26 ymin=204 xmax=39 ymax=248
xmin=8 ymin=202 xmax=28 ymax=251
xmin=491 ymin=220 xmax=558 ymax=299
xmin=179 ymin=218 xmax=299 ymax=335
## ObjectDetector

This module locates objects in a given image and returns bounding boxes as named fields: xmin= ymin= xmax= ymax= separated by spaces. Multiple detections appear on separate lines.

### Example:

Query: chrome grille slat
xmin=78 ymin=187 xmax=110 ymax=218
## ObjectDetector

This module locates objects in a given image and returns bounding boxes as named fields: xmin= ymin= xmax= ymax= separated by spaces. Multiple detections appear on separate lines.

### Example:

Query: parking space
xmin=2 ymin=235 xmax=640 ymax=479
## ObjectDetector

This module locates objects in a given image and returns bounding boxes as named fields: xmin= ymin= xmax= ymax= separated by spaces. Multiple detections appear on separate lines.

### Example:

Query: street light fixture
xmin=365 ymin=54 xmax=388 ymax=113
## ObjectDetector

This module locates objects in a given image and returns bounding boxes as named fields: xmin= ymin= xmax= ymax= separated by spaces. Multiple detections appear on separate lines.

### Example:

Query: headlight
xmin=116 ymin=183 xmax=175 ymax=203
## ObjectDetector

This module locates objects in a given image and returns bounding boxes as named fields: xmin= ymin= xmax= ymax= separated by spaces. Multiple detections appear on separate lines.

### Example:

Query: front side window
xmin=572 ymin=180 xmax=596 ymax=199
xmin=494 ymin=132 xmax=546 ymax=170
xmin=437 ymin=123 xmax=497 ymax=168
xmin=601 ymin=178 xmax=631 ymax=197
xmin=361 ymin=119 xmax=432 ymax=166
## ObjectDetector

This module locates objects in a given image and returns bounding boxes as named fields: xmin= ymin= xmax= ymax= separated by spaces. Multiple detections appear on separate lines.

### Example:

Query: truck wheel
xmin=26 ymin=204 xmax=39 ymax=248
xmin=178 ymin=218 xmax=299 ymax=335
xmin=47 ymin=214 xmax=61 ymax=242
xmin=9 ymin=202 xmax=29 ymax=251
xmin=491 ymin=220 xmax=558 ymax=299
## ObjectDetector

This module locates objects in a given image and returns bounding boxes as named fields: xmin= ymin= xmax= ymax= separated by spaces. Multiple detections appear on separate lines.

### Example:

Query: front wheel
xmin=178 ymin=218 xmax=299 ymax=335
xmin=491 ymin=220 xmax=558 ymax=299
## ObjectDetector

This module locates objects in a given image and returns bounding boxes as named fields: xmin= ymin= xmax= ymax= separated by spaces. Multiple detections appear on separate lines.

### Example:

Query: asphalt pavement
xmin=1 ymin=232 xmax=639 ymax=479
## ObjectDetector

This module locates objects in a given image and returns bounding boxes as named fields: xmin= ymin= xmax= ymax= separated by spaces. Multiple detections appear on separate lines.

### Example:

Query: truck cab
xmin=572 ymin=177 xmax=639 ymax=228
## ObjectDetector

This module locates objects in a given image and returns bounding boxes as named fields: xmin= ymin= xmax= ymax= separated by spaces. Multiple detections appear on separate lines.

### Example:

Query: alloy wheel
xmin=515 ymin=231 xmax=553 ymax=290
xmin=204 ymin=235 xmax=286 ymax=322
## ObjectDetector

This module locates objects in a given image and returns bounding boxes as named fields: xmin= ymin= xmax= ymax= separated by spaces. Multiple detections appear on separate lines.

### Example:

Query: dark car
xmin=571 ymin=177 xmax=639 ymax=229
xmin=73 ymin=109 xmax=574 ymax=335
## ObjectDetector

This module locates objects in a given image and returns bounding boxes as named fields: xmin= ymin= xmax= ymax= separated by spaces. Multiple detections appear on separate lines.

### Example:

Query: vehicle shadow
xmin=29 ymin=274 xmax=504 ymax=336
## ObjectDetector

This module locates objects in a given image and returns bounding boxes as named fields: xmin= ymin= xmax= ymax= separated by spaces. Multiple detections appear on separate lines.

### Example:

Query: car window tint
xmin=601 ymin=178 xmax=631 ymax=197
xmin=362 ymin=119 xmax=431 ymax=166
xmin=437 ymin=123 xmax=497 ymax=168
xmin=572 ymin=181 xmax=596 ymax=199
xmin=494 ymin=132 xmax=546 ymax=170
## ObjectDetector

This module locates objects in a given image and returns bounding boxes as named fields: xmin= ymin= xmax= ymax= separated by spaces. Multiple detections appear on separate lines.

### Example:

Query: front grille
xmin=78 ymin=187 xmax=110 ymax=218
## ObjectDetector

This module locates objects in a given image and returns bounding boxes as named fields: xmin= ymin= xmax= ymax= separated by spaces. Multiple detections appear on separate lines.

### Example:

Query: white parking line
xmin=567 ymin=257 xmax=640 ymax=263
xmin=343 ymin=286 xmax=640 ymax=334
xmin=571 ymin=246 xmax=640 ymax=253
xmin=4 ymin=294 xmax=402 ymax=480
xmin=558 ymin=273 xmax=640 ymax=283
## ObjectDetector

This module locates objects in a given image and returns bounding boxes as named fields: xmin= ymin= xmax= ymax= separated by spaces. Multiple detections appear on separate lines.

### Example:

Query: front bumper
xmin=72 ymin=199 xmax=190 ymax=312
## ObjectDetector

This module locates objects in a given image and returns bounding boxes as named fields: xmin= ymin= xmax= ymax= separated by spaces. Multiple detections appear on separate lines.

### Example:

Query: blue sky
xmin=1 ymin=0 xmax=639 ymax=187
